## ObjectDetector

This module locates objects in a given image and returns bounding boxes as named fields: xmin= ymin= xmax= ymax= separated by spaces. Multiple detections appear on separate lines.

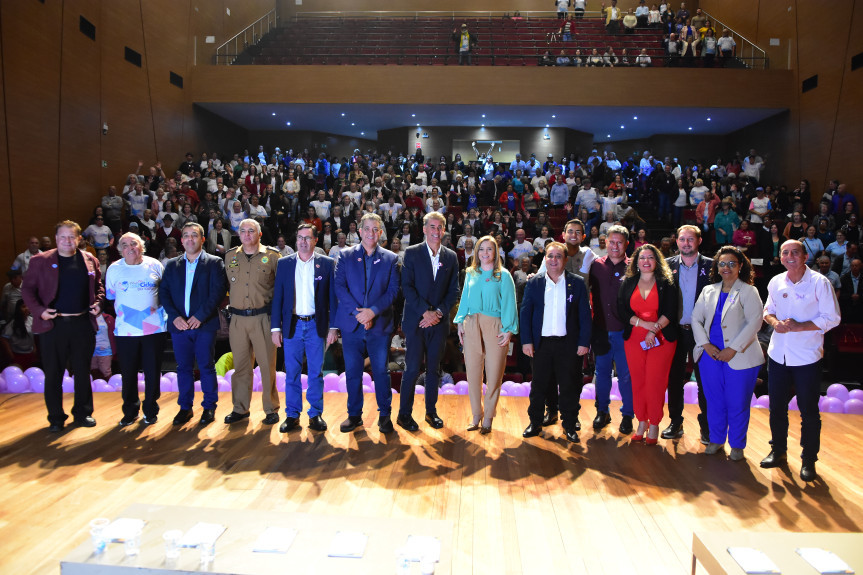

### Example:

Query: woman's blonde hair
xmin=468 ymin=235 xmax=502 ymax=280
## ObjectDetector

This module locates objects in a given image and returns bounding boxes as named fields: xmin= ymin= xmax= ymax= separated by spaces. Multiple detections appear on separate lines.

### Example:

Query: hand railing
xmin=215 ymin=9 xmax=278 ymax=65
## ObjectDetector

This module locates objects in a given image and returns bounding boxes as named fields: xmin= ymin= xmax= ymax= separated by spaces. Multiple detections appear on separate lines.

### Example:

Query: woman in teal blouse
xmin=454 ymin=236 xmax=519 ymax=434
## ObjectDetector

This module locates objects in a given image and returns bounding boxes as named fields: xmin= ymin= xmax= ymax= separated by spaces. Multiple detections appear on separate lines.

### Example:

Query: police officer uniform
xmin=225 ymin=243 xmax=281 ymax=420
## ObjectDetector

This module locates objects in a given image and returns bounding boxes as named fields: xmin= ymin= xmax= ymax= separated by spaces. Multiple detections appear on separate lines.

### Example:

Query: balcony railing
xmin=215 ymin=9 xmax=279 ymax=65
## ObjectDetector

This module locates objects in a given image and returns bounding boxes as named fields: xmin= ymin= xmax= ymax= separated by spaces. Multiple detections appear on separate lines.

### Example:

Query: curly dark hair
xmin=709 ymin=245 xmax=754 ymax=284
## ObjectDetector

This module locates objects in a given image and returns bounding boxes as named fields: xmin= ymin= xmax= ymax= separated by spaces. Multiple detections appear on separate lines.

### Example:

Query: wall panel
xmin=0 ymin=12 xmax=14 ymax=267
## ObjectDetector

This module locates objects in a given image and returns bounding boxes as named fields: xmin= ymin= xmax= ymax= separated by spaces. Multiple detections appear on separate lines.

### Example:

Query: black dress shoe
xmin=800 ymin=462 xmax=817 ymax=482
xmin=308 ymin=415 xmax=327 ymax=432
xmin=619 ymin=415 xmax=633 ymax=435
xmin=378 ymin=415 xmax=394 ymax=434
xmin=173 ymin=409 xmax=193 ymax=426
xmin=425 ymin=412 xmax=444 ymax=429
xmin=760 ymin=450 xmax=787 ymax=469
xmin=522 ymin=422 xmax=542 ymax=438
xmin=700 ymin=431 xmax=710 ymax=446
xmin=262 ymin=413 xmax=280 ymax=425
xmin=396 ymin=414 xmax=419 ymax=431
xmin=199 ymin=409 xmax=215 ymax=426
xmin=224 ymin=411 xmax=250 ymax=424
xmin=563 ymin=427 xmax=580 ymax=443
xmin=574 ymin=419 xmax=581 ymax=431
xmin=542 ymin=409 xmax=559 ymax=426
xmin=340 ymin=415 xmax=363 ymax=432
xmin=660 ymin=421 xmax=684 ymax=439
xmin=118 ymin=415 xmax=138 ymax=427
xmin=142 ymin=415 xmax=157 ymax=425
xmin=279 ymin=416 xmax=300 ymax=433
xmin=75 ymin=416 xmax=97 ymax=427
xmin=593 ymin=411 xmax=611 ymax=430
xmin=48 ymin=423 xmax=64 ymax=433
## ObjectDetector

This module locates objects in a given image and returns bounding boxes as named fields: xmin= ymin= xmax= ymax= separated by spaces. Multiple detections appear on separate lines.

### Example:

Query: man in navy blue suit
xmin=271 ymin=224 xmax=339 ymax=433
xmin=396 ymin=212 xmax=460 ymax=431
xmin=159 ymin=222 xmax=227 ymax=426
xmin=520 ymin=242 xmax=592 ymax=443
xmin=334 ymin=213 xmax=400 ymax=433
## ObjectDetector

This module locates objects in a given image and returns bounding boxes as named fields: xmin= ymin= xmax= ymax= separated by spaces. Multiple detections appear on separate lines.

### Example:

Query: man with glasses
xmin=271 ymin=224 xmax=338 ymax=433
xmin=334 ymin=214 xmax=400 ymax=433
xmin=159 ymin=223 xmax=227 ymax=427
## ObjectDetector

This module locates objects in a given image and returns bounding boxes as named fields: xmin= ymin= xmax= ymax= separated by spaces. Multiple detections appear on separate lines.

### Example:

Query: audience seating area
xmin=250 ymin=17 xmax=666 ymax=66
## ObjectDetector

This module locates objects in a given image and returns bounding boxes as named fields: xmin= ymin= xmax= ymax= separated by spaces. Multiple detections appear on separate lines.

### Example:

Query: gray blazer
xmin=691 ymin=279 xmax=765 ymax=370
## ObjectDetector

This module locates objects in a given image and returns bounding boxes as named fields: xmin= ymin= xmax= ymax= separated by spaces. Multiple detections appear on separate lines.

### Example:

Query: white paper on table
xmin=104 ymin=518 xmax=146 ymax=542
xmin=403 ymin=535 xmax=441 ymax=562
xmin=727 ymin=547 xmax=781 ymax=574
xmin=796 ymin=547 xmax=854 ymax=574
xmin=179 ymin=522 xmax=226 ymax=547
xmin=252 ymin=526 xmax=298 ymax=554
xmin=327 ymin=531 xmax=368 ymax=558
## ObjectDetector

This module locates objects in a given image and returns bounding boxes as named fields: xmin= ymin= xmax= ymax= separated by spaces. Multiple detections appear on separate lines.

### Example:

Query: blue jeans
xmin=657 ymin=192 xmax=671 ymax=220
xmin=594 ymin=330 xmax=633 ymax=417
xmin=173 ymin=329 xmax=218 ymax=411
xmin=342 ymin=329 xmax=392 ymax=417
xmin=768 ymin=358 xmax=822 ymax=463
xmin=283 ymin=317 xmax=325 ymax=417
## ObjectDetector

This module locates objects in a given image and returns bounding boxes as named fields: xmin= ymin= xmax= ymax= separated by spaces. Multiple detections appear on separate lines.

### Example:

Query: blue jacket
xmin=271 ymin=253 xmax=337 ymax=339
xmin=400 ymin=242 xmax=460 ymax=330
xmin=159 ymin=251 xmax=227 ymax=333
xmin=519 ymin=271 xmax=591 ymax=349
xmin=333 ymin=244 xmax=400 ymax=335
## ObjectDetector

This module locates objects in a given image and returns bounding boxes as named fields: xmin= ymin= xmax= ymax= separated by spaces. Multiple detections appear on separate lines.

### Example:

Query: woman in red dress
xmin=618 ymin=244 xmax=679 ymax=444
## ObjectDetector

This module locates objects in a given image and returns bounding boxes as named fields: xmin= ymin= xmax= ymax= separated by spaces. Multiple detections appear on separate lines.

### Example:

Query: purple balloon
xmin=225 ymin=369 xmax=235 ymax=383
xmin=95 ymin=379 xmax=114 ymax=393
xmin=500 ymin=386 xmax=512 ymax=397
xmin=253 ymin=366 xmax=261 ymax=378
xmin=137 ymin=380 xmax=146 ymax=392
xmin=217 ymin=378 xmax=231 ymax=392
xmin=2 ymin=366 xmax=24 ymax=381
xmin=849 ymin=389 xmax=863 ymax=402
xmin=442 ymin=388 xmax=458 ymax=395
xmin=455 ymin=381 xmax=469 ymax=395
xmin=513 ymin=384 xmax=531 ymax=397
xmin=62 ymin=377 xmax=75 ymax=393
xmin=362 ymin=384 xmax=374 ymax=394
xmin=251 ymin=379 xmax=262 ymax=392
xmin=107 ymin=374 xmax=122 ymax=390
xmin=323 ymin=374 xmax=340 ymax=392
xmin=24 ymin=367 xmax=44 ymax=381
xmin=754 ymin=395 xmax=771 ymax=409
xmin=844 ymin=399 xmax=863 ymax=415
xmin=581 ymin=387 xmax=596 ymax=400
xmin=159 ymin=376 xmax=171 ymax=390
xmin=29 ymin=376 xmax=45 ymax=393
xmin=337 ymin=378 xmax=348 ymax=393
xmin=788 ymin=396 xmax=799 ymax=411
xmin=7 ymin=374 xmax=30 ymax=394
xmin=441 ymin=383 xmax=456 ymax=393
xmin=415 ymin=385 xmax=425 ymax=395
xmin=826 ymin=384 xmax=850 ymax=402
xmin=0 ymin=375 xmax=7 ymax=393
xmin=750 ymin=394 xmax=758 ymax=407
xmin=823 ymin=397 xmax=845 ymax=414
xmin=300 ymin=374 xmax=309 ymax=390
xmin=362 ymin=372 xmax=372 ymax=387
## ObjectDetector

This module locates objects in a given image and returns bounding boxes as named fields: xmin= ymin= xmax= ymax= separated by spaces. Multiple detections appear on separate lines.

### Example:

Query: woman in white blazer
xmin=692 ymin=246 xmax=765 ymax=461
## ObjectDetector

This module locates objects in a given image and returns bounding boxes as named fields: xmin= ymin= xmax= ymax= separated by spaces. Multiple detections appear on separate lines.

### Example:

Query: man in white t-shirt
xmin=310 ymin=190 xmax=332 ymax=221
xmin=508 ymin=229 xmax=535 ymax=261
xmin=83 ymin=217 xmax=115 ymax=250
xmin=748 ymin=187 xmax=771 ymax=224
xmin=105 ymin=232 xmax=168 ymax=427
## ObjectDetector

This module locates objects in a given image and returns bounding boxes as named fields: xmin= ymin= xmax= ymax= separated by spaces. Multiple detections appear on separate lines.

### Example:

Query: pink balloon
xmin=826 ymin=384 xmax=850 ymax=402
xmin=849 ymin=389 xmax=863 ymax=402
xmin=844 ymin=399 xmax=863 ymax=415
xmin=823 ymin=397 xmax=845 ymax=413
xmin=788 ymin=396 xmax=799 ymax=411
xmin=7 ymin=374 xmax=30 ymax=393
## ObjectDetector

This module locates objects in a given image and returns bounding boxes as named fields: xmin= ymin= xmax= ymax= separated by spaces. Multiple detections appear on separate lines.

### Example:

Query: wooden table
xmin=61 ymin=503 xmax=452 ymax=574
xmin=692 ymin=531 xmax=863 ymax=575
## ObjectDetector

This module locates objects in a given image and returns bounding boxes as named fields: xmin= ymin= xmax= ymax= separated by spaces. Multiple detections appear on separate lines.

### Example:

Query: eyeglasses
xmin=717 ymin=261 xmax=738 ymax=268
xmin=296 ymin=236 xmax=314 ymax=243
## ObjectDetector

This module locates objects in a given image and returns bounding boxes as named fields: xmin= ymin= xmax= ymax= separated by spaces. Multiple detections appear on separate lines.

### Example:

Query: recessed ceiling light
xmin=633 ymin=116 xmax=638 ymax=120
xmin=607 ymin=134 xmax=611 ymax=138
xmin=481 ymin=124 xmax=485 ymax=127
xmin=417 ymin=123 xmax=420 ymax=127
xmin=620 ymin=125 xmax=625 ymax=129
xmin=272 ymin=112 xmax=276 ymax=116
xmin=482 ymin=114 xmax=486 ymax=118
xmin=552 ymin=115 xmax=556 ymax=118
xmin=546 ymin=124 xmax=549 ymax=128
xmin=361 ymin=132 xmax=365 ymax=135
xmin=707 ymin=117 xmax=712 ymax=121
xmin=411 ymin=114 xmax=415 ymax=117
xmin=341 ymin=113 xmax=345 ymax=117
xmin=286 ymin=122 xmax=291 ymax=126
xmin=688 ymin=126 xmax=693 ymax=130
xmin=351 ymin=123 xmax=355 ymax=126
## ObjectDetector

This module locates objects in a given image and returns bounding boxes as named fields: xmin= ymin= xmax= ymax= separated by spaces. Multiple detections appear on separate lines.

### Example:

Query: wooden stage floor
xmin=1 ymin=392 xmax=861 ymax=574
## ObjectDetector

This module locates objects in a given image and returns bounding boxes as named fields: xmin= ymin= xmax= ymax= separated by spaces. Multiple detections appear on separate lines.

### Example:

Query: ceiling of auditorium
xmin=196 ymin=102 xmax=786 ymax=143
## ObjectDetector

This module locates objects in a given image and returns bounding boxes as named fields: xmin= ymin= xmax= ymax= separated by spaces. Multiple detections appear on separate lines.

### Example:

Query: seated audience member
xmin=539 ymin=51 xmax=555 ymax=66
xmin=839 ymin=258 xmax=862 ymax=323
xmin=636 ymin=48 xmax=653 ymax=67
xmin=1 ymin=269 xmax=23 ymax=326
xmin=732 ymin=219 xmax=756 ymax=252
xmin=1 ymin=299 xmax=37 ymax=369
xmin=556 ymin=50 xmax=571 ymax=66
xmin=603 ymin=47 xmax=619 ymax=67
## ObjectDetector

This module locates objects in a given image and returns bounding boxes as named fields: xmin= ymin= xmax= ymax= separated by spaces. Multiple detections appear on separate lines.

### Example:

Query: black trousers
xmin=40 ymin=315 xmax=95 ymax=426
xmin=528 ymin=337 xmax=583 ymax=429
xmin=116 ymin=333 xmax=167 ymax=420
xmin=768 ymin=358 xmax=822 ymax=463
xmin=666 ymin=327 xmax=708 ymax=434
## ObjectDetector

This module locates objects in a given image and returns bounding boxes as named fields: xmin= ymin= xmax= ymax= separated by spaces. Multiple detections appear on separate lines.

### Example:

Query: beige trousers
xmin=463 ymin=314 xmax=508 ymax=424
xmin=229 ymin=314 xmax=279 ymax=415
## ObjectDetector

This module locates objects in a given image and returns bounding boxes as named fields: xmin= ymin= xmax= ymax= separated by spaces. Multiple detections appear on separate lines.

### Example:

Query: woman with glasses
xmin=691 ymin=246 xmax=764 ymax=461
xmin=618 ymin=244 xmax=678 ymax=444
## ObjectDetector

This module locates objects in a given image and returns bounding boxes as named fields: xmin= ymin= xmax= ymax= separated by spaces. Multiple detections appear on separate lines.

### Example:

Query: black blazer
xmin=617 ymin=275 xmax=680 ymax=342
xmin=666 ymin=253 xmax=713 ymax=320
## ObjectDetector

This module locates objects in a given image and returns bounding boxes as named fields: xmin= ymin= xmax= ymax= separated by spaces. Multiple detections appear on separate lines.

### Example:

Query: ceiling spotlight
xmin=552 ymin=115 xmax=556 ymax=118
xmin=481 ymin=124 xmax=485 ymax=127
xmin=411 ymin=114 xmax=415 ymax=117
xmin=417 ymin=123 xmax=420 ymax=127
xmin=688 ymin=126 xmax=693 ymax=130
xmin=607 ymin=134 xmax=611 ymax=138
xmin=546 ymin=124 xmax=550 ymax=128
xmin=620 ymin=125 xmax=625 ymax=129
xmin=707 ymin=117 xmax=712 ymax=121
xmin=633 ymin=116 xmax=638 ymax=120
xmin=482 ymin=114 xmax=486 ymax=118
xmin=361 ymin=132 xmax=365 ymax=135
xmin=272 ymin=112 xmax=276 ymax=116
xmin=341 ymin=113 xmax=345 ymax=117
xmin=286 ymin=122 xmax=291 ymax=126
xmin=351 ymin=123 xmax=355 ymax=126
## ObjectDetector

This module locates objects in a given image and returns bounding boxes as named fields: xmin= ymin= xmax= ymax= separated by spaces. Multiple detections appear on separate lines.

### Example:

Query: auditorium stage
xmin=1 ymin=392 xmax=861 ymax=574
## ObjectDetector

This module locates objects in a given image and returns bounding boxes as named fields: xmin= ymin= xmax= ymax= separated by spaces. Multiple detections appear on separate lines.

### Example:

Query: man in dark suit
xmin=396 ymin=212 xmax=460 ymax=431
xmin=520 ymin=242 xmax=592 ymax=442
xmin=271 ymin=223 xmax=339 ymax=433
xmin=334 ymin=213 xmax=400 ymax=433
xmin=663 ymin=225 xmax=713 ymax=442
xmin=21 ymin=220 xmax=103 ymax=432
xmin=839 ymin=257 xmax=862 ymax=323
xmin=159 ymin=222 xmax=227 ymax=426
